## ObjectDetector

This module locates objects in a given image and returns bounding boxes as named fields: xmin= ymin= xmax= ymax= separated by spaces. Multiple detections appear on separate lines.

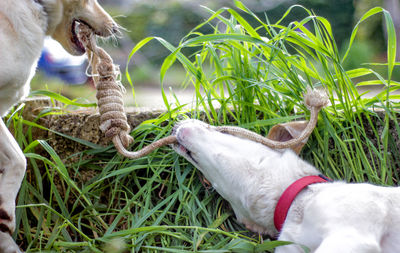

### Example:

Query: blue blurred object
xmin=38 ymin=38 xmax=88 ymax=85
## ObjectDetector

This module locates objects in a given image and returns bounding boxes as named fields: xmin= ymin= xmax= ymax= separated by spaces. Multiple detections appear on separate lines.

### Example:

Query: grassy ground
xmin=6 ymin=1 xmax=400 ymax=252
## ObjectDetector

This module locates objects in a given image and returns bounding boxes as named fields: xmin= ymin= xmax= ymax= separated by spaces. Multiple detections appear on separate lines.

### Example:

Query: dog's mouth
xmin=174 ymin=143 xmax=198 ymax=164
xmin=172 ymin=124 xmax=198 ymax=164
xmin=71 ymin=20 xmax=86 ymax=54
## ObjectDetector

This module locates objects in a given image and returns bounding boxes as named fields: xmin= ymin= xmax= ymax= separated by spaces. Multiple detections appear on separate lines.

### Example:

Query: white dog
xmin=173 ymin=119 xmax=400 ymax=253
xmin=0 ymin=0 xmax=117 ymax=251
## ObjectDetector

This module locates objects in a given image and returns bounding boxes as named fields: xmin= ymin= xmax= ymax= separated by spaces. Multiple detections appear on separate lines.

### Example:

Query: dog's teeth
xmin=74 ymin=21 xmax=80 ymax=34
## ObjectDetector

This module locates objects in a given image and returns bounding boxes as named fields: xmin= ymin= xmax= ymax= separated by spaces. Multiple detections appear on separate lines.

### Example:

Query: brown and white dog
xmin=173 ymin=119 xmax=400 ymax=252
xmin=0 ymin=0 xmax=117 ymax=251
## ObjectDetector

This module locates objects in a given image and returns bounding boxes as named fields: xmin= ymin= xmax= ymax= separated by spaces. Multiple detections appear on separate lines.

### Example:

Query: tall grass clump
xmin=6 ymin=1 xmax=400 ymax=252
xmin=128 ymin=1 xmax=400 ymax=184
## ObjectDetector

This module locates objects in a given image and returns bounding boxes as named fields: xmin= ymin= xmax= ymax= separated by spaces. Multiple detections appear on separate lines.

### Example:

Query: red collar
xmin=274 ymin=175 xmax=331 ymax=232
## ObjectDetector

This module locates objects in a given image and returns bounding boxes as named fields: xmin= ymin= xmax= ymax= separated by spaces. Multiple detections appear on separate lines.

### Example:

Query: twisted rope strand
xmin=113 ymin=135 xmax=177 ymax=159
xmin=216 ymin=107 xmax=319 ymax=149
xmin=77 ymin=23 xmax=327 ymax=159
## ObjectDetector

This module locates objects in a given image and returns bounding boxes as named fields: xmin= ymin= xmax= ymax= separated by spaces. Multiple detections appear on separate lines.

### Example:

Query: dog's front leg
xmin=0 ymin=231 xmax=22 ymax=253
xmin=0 ymin=119 xmax=26 ymax=236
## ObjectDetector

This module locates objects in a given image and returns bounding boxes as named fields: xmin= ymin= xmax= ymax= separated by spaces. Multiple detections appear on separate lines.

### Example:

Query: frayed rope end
xmin=303 ymin=87 xmax=329 ymax=110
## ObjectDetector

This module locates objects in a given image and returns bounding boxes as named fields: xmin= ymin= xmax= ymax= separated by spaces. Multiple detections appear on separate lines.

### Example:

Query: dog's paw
xmin=0 ymin=197 xmax=15 ymax=234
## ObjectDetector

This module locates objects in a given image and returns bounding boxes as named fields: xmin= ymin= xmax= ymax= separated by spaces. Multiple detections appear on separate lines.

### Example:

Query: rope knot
xmin=304 ymin=87 xmax=329 ymax=110
xmin=78 ymin=23 xmax=133 ymax=148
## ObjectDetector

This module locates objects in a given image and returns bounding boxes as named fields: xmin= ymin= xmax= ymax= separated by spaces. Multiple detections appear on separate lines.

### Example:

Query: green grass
xmin=6 ymin=1 xmax=400 ymax=252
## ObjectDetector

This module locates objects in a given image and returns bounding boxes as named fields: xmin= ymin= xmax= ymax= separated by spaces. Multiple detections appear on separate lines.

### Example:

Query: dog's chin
xmin=68 ymin=41 xmax=86 ymax=56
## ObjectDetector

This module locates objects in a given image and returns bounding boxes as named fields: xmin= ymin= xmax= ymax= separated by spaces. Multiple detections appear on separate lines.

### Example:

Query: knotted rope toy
xmin=77 ymin=23 xmax=328 ymax=159
xmin=78 ymin=24 xmax=176 ymax=159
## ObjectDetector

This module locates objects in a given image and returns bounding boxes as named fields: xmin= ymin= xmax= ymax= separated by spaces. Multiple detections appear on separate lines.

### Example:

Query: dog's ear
xmin=267 ymin=121 xmax=309 ymax=154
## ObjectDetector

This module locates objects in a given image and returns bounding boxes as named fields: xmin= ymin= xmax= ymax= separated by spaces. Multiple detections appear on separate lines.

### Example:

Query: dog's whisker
xmin=112 ymin=14 xmax=127 ymax=20
xmin=110 ymin=35 xmax=120 ymax=47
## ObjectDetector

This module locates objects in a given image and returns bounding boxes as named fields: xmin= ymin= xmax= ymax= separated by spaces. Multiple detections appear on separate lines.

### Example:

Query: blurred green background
xmin=31 ymin=0 xmax=400 ymax=107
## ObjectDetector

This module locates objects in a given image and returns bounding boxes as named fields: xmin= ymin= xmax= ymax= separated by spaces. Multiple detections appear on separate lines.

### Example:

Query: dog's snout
xmin=174 ymin=126 xmax=193 ymax=144
xmin=177 ymin=127 xmax=192 ymax=140
xmin=93 ymin=21 xmax=118 ymax=37
xmin=173 ymin=120 xmax=215 ymax=147
xmin=173 ymin=121 xmax=202 ymax=143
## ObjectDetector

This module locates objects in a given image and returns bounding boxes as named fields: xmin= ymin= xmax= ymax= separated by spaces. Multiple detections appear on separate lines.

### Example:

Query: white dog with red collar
xmin=173 ymin=119 xmax=400 ymax=252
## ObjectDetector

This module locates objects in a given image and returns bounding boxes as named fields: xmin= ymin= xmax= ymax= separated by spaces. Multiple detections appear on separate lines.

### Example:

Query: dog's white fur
xmin=173 ymin=119 xmax=400 ymax=253
xmin=0 ymin=0 xmax=116 ymax=251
